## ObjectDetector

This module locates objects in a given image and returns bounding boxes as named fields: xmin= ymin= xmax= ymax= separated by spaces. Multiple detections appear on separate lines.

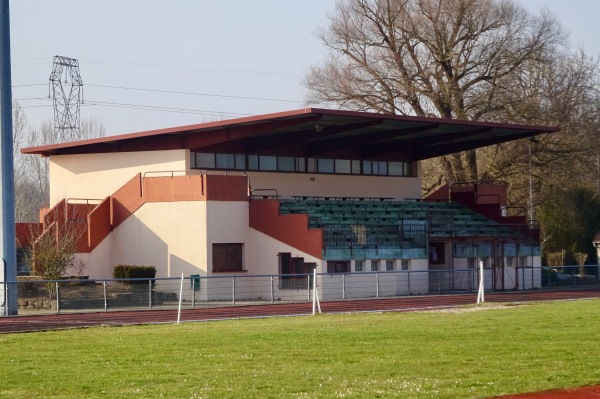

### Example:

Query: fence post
xmin=2 ymin=281 xmax=6 ymax=316
xmin=407 ymin=270 xmax=411 ymax=295
xmin=55 ymin=281 xmax=60 ymax=314
xmin=342 ymin=273 xmax=346 ymax=300
xmin=307 ymin=274 xmax=311 ymax=302
xmin=148 ymin=279 xmax=152 ymax=309
xmin=232 ymin=277 xmax=236 ymax=306
xmin=270 ymin=275 xmax=274 ymax=303
xmin=376 ymin=272 xmax=380 ymax=298
xmin=103 ymin=280 xmax=108 ymax=311
xmin=192 ymin=279 xmax=196 ymax=308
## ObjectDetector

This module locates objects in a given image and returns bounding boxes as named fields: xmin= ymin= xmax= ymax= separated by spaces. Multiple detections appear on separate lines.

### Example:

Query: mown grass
xmin=1 ymin=300 xmax=600 ymax=399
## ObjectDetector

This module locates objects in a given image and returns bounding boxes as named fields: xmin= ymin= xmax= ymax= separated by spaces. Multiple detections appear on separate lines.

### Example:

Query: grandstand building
xmin=21 ymin=108 xmax=557 ymax=299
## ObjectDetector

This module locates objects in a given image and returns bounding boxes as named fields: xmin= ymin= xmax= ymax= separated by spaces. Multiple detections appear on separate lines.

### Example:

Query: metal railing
xmin=2 ymin=266 xmax=598 ymax=316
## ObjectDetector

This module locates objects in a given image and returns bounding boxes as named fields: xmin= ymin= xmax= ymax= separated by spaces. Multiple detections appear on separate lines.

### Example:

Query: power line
xmin=78 ymin=58 xmax=301 ymax=78
xmin=84 ymin=99 xmax=251 ymax=117
xmin=86 ymin=83 xmax=301 ymax=103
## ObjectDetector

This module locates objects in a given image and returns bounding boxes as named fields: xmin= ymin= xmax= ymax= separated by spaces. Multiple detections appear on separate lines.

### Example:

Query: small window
xmin=388 ymin=162 xmax=404 ymax=176
xmin=363 ymin=160 xmax=372 ymax=175
xmin=400 ymin=260 xmax=409 ymax=271
xmin=259 ymin=155 xmax=277 ymax=171
xmin=248 ymin=155 xmax=259 ymax=170
xmin=327 ymin=261 xmax=350 ymax=273
xmin=385 ymin=260 xmax=395 ymax=271
xmin=375 ymin=161 xmax=388 ymax=175
xmin=519 ymin=256 xmax=528 ymax=267
xmin=235 ymin=154 xmax=246 ymax=170
xmin=195 ymin=153 xmax=215 ymax=169
xmin=278 ymin=156 xmax=295 ymax=172
xmin=370 ymin=260 xmax=379 ymax=272
xmin=216 ymin=153 xmax=235 ymax=169
xmin=212 ymin=243 xmax=244 ymax=272
xmin=318 ymin=158 xmax=334 ymax=173
xmin=355 ymin=260 xmax=363 ymax=272
xmin=335 ymin=159 xmax=351 ymax=174
xmin=506 ymin=257 xmax=514 ymax=267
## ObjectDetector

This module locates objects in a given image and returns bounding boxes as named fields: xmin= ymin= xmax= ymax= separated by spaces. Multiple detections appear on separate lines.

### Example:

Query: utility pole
xmin=0 ymin=0 xmax=18 ymax=315
xmin=49 ymin=55 xmax=83 ymax=141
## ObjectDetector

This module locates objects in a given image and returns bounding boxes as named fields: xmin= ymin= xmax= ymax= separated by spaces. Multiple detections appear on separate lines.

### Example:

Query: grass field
xmin=1 ymin=300 xmax=599 ymax=399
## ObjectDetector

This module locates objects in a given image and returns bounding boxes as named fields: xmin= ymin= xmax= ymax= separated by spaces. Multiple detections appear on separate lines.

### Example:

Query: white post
xmin=177 ymin=273 xmax=184 ymax=324
xmin=312 ymin=268 xmax=321 ymax=315
xmin=477 ymin=260 xmax=485 ymax=304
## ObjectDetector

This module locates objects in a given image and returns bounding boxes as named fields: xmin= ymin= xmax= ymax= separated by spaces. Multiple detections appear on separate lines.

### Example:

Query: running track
xmin=1 ymin=289 xmax=599 ymax=334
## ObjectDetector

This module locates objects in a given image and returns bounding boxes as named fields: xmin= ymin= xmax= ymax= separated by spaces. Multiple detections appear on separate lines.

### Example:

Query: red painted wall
xmin=249 ymin=199 xmax=323 ymax=259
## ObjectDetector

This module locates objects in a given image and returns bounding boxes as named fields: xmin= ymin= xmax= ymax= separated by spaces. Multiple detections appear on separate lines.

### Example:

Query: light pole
xmin=528 ymin=138 xmax=537 ymax=225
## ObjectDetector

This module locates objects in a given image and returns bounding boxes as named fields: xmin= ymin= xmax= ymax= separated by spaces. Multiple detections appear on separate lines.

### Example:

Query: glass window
xmin=307 ymin=158 xmax=317 ymax=173
xmin=386 ymin=260 xmax=395 ymax=271
xmin=351 ymin=160 xmax=361 ymax=174
xmin=235 ymin=154 xmax=246 ymax=170
xmin=296 ymin=157 xmax=306 ymax=172
xmin=370 ymin=260 xmax=379 ymax=271
xmin=278 ymin=156 xmax=295 ymax=172
xmin=248 ymin=155 xmax=258 ymax=170
xmin=259 ymin=155 xmax=277 ymax=171
xmin=405 ymin=162 xmax=413 ymax=176
xmin=388 ymin=162 xmax=404 ymax=176
xmin=195 ymin=153 xmax=215 ymax=169
xmin=363 ymin=160 xmax=372 ymax=175
xmin=216 ymin=153 xmax=235 ymax=169
xmin=335 ymin=159 xmax=351 ymax=174
xmin=400 ymin=260 xmax=409 ymax=271
xmin=376 ymin=161 xmax=388 ymax=175
xmin=326 ymin=261 xmax=350 ymax=273
xmin=355 ymin=260 xmax=363 ymax=272
xmin=318 ymin=158 xmax=334 ymax=173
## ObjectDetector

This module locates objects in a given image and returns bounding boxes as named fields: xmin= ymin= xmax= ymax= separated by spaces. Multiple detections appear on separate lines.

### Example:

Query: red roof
xmin=22 ymin=108 xmax=559 ymax=161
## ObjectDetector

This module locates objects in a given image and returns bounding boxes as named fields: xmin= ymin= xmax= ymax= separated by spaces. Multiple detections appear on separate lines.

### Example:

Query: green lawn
xmin=1 ymin=300 xmax=600 ymax=399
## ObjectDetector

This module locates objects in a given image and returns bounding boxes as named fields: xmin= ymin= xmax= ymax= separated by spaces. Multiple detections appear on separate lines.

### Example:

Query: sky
xmin=9 ymin=0 xmax=600 ymax=137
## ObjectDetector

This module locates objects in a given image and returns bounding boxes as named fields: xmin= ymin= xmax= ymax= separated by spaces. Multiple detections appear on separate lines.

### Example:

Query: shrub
xmin=113 ymin=265 xmax=156 ymax=285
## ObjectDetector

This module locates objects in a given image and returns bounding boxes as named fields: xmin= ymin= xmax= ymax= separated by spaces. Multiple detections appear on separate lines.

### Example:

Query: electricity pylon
xmin=48 ymin=55 xmax=83 ymax=141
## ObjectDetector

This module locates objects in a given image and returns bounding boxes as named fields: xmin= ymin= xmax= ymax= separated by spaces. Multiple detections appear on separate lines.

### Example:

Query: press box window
xmin=355 ymin=260 xmax=364 ymax=272
xmin=370 ymin=260 xmax=379 ymax=271
xmin=385 ymin=260 xmax=395 ymax=271
xmin=212 ymin=243 xmax=244 ymax=272
xmin=194 ymin=153 xmax=215 ymax=169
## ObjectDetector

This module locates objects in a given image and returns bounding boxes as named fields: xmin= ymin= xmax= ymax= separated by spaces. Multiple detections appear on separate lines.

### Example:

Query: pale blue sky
xmin=9 ymin=1 xmax=600 ymax=136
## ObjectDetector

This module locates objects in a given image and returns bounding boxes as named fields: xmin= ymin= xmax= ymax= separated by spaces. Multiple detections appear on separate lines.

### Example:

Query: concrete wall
xmin=49 ymin=149 xmax=188 ymax=206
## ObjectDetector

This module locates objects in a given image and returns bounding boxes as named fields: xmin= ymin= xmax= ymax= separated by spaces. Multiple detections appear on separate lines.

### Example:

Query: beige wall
xmin=108 ymin=201 xmax=206 ymax=279
xmin=247 ymin=229 xmax=322 ymax=275
xmin=49 ymin=149 xmax=189 ymax=206
xmin=247 ymin=170 xmax=421 ymax=200
xmin=205 ymin=201 xmax=249 ymax=275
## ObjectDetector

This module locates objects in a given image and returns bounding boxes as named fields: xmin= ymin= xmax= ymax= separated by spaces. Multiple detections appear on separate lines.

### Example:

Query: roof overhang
xmin=22 ymin=108 xmax=560 ymax=161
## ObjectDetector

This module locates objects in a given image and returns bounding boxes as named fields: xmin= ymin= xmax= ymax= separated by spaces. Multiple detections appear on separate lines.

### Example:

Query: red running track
xmin=1 ymin=289 xmax=599 ymax=334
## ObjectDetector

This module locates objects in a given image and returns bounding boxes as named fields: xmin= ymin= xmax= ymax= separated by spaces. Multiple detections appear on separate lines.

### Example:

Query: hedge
xmin=113 ymin=265 xmax=157 ymax=284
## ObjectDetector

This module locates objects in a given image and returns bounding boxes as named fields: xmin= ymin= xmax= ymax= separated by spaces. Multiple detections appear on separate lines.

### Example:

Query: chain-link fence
xmin=2 ymin=266 xmax=599 ymax=316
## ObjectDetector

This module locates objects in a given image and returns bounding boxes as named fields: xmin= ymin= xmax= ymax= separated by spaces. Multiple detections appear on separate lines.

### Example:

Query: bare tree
xmin=13 ymin=102 xmax=108 ymax=222
xmin=303 ymin=0 xmax=568 ymax=182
